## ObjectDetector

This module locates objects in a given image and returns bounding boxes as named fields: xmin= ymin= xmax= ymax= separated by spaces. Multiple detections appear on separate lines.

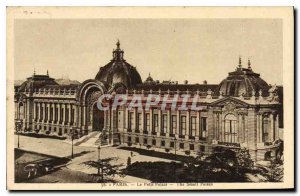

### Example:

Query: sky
xmin=14 ymin=19 xmax=282 ymax=85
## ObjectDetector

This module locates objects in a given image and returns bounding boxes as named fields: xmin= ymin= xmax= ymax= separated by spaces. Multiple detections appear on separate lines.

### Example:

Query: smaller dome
xmin=144 ymin=73 xmax=156 ymax=84
xmin=218 ymin=58 xmax=269 ymax=97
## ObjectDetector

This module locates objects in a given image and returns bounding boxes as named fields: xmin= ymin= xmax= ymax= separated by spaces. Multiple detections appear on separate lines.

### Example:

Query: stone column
xmin=39 ymin=102 xmax=44 ymax=122
xmin=103 ymin=110 xmax=107 ymax=130
xmin=269 ymin=113 xmax=274 ymax=142
xmin=195 ymin=110 xmax=200 ymax=141
xmin=124 ymin=108 xmax=128 ymax=132
xmin=219 ymin=113 xmax=223 ymax=141
xmin=275 ymin=114 xmax=279 ymax=140
xmin=259 ymin=114 xmax=263 ymax=143
xmin=166 ymin=109 xmax=171 ymax=137
xmin=133 ymin=107 xmax=137 ymax=131
xmin=185 ymin=110 xmax=190 ymax=139
xmin=33 ymin=102 xmax=36 ymax=121
xmin=148 ymin=108 xmax=153 ymax=136
xmin=83 ymin=105 xmax=86 ymax=128
xmin=222 ymin=119 xmax=225 ymax=142
xmin=57 ymin=103 xmax=61 ymax=125
xmin=176 ymin=110 xmax=180 ymax=137
xmin=42 ymin=102 xmax=46 ymax=123
xmin=157 ymin=110 xmax=162 ymax=136
xmin=61 ymin=104 xmax=65 ymax=125
xmin=256 ymin=114 xmax=260 ymax=144
xmin=141 ymin=108 xmax=145 ymax=133
xmin=110 ymin=107 xmax=114 ymax=145
xmin=77 ymin=105 xmax=81 ymax=127
xmin=47 ymin=103 xmax=51 ymax=123
xmin=68 ymin=104 xmax=72 ymax=125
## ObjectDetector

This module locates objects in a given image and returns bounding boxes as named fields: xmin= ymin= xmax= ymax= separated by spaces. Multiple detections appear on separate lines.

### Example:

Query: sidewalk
xmin=15 ymin=135 xmax=171 ymax=183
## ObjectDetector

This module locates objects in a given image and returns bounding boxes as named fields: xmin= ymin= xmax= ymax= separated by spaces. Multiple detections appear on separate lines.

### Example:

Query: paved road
xmin=15 ymin=135 xmax=172 ymax=183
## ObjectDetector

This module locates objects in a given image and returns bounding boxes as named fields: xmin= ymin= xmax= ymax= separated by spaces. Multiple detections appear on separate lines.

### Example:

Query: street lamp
xmin=174 ymin=136 xmax=177 ymax=182
xmin=15 ymin=119 xmax=23 ymax=148
xmin=97 ymin=145 xmax=101 ymax=176
xmin=71 ymin=127 xmax=77 ymax=159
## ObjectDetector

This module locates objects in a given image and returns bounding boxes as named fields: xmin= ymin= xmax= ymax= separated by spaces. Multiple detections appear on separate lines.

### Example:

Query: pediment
xmin=210 ymin=97 xmax=249 ymax=108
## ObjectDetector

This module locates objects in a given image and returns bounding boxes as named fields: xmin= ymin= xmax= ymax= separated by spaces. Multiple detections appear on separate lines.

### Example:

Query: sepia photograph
xmin=6 ymin=7 xmax=294 ymax=190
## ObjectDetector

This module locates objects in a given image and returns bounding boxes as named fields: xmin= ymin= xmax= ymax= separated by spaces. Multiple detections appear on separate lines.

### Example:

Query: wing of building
xmin=14 ymin=41 xmax=283 ymax=161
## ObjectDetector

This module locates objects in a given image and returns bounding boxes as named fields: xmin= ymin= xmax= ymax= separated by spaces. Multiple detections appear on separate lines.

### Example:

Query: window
xmin=162 ymin=114 xmax=167 ymax=133
xmin=153 ymin=114 xmax=159 ymax=132
xmin=40 ymin=106 xmax=43 ymax=121
xmin=45 ymin=106 xmax=48 ymax=121
xmin=170 ymin=141 xmax=175 ymax=148
xmin=145 ymin=113 xmax=150 ymax=131
xmin=127 ymin=136 xmax=132 ymax=142
xmin=152 ymin=139 xmax=156 ymax=146
xmin=200 ymin=145 xmax=205 ymax=152
xmin=179 ymin=143 xmax=184 ymax=149
xmin=35 ymin=105 xmax=39 ymax=120
xmin=143 ymin=138 xmax=147 ymax=145
xmin=71 ymin=108 xmax=75 ymax=124
xmin=161 ymin=140 xmax=165 ymax=147
xmin=19 ymin=103 xmax=24 ymax=119
xmin=171 ymin=115 xmax=177 ymax=134
xmin=137 ymin=113 xmax=142 ymax=130
xmin=189 ymin=144 xmax=194 ymax=151
xmin=200 ymin=117 xmax=207 ymax=139
xmin=50 ymin=107 xmax=53 ymax=121
xmin=60 ymin=108 xmax=64 ymax=123
xmin=129 ymin=112 xmax=134 ymax=130
xmin=180 ymin=116 xmax=186 ymax=136
xmin=263 ymin=116 xmax=269 ymax=142
xmin=190 ymin=116 xmax=196 ymax=136
xmin=55 ymin=108 xmax=58 ymax=122
xmin=135 ymin=137 xmax=139 ymax=144
xmin=65 ymin=108 xmax=69 ymax=123
xmin=224 ymin=114 xmax=238 ymax=143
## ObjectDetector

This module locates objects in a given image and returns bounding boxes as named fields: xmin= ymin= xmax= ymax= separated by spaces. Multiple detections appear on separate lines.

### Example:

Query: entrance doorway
xmin=92 ymin=103 xmax=104 ymax=131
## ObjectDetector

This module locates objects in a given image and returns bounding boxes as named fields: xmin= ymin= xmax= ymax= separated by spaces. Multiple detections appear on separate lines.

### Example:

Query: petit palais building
xmin=14 ymin=41 xmax=284 ymax=161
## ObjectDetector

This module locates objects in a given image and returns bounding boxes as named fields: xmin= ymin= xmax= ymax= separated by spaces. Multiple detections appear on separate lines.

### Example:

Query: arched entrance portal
xmin=92 ymin=102 xmax=104 ymax=131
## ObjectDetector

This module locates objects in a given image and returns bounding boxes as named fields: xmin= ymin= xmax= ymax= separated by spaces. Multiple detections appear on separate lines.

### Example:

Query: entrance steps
xmin=78 ymin=132 xmax=102 ymax=147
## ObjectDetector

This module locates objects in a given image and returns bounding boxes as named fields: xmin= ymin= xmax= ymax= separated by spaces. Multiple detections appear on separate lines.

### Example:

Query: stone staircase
xmin=75 ymin=132 xmax=121 ymax=148
xmin=73 ymin=131 xmax=100 ymax=146
xmin=78 ymin=132 xmax=102 ymax=147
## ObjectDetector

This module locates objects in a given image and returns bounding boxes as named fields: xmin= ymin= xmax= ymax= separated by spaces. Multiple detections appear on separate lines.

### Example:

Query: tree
xmin=265 ymin=159 xmax=284 ymax=182
xmin=236 ymin=148 xmax=254 ymax=170
xmin=82 ymin=157 xmax=125 ymax=182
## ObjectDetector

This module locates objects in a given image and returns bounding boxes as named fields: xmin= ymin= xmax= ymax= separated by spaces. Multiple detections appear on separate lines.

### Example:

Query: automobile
xmin=24 ymin=163 xmax=54 ymax=179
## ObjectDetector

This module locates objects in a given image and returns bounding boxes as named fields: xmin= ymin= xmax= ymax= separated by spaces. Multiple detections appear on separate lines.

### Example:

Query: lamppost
xmin=174 ymin=136 xmax=177 ymax=182
xmin=15 ymin=119 xmax=23 ymax=148
xmin=97 ymin=145 xmax=101 ymax=176
xmin=71 ymin=127 xmax=77 ymax=159
xmin=97 ymin=133 xmax=102 ymax=180
xmin=174 ymin=136 xmax=177 ymax=160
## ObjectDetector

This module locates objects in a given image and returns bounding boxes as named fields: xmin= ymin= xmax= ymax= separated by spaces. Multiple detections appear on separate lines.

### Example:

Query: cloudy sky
xmin=14 ymin=19 xmax=282 ymax=85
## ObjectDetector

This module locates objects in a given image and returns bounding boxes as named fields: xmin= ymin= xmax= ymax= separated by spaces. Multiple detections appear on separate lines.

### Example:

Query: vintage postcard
xmin=7 ymin=7 xmax=294 ymax=190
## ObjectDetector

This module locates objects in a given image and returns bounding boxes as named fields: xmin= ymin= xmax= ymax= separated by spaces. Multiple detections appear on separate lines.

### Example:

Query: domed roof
xmin=95 ymin=40 xmax=142 ymax=88
xmin=218 ymin=58 xmax=270 ymax=97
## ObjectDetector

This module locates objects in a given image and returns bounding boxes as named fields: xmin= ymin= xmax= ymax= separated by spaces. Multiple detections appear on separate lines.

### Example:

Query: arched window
xmin=19 ymin=103 xmax=24 ymax=120
xmin=262 ymin=116 xmax=269 ymax=142
xmin=224 ymin=114 xmax=238 ymax=143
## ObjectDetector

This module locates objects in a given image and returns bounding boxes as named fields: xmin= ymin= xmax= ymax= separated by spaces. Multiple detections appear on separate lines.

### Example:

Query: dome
xmin=218 ymin=58 xmax=270 ymax=97
xmin=95 ymin=40 xmax=142 ymax=89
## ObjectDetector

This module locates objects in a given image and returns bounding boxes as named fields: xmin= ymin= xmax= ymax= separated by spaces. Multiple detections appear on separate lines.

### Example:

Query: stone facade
xmin=14 ymin=41 xmax=283 ymax=161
